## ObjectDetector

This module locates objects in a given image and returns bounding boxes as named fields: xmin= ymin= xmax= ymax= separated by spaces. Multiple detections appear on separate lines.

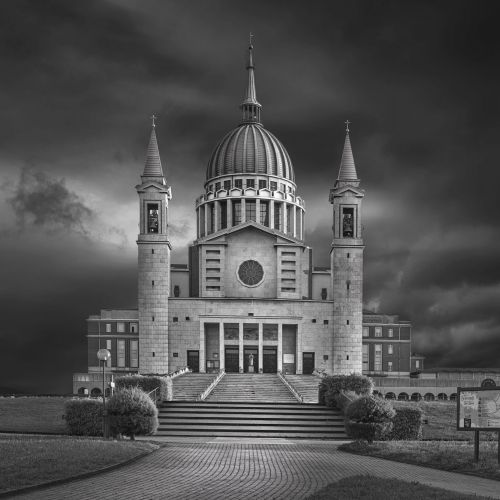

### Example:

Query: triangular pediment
xmin=195 ymin=220 xmax=304 ymax=246
xmin=136 ymin=181 xmax=171 ymax=195
xmin=329 ymin=185 xmax=364 ymax=199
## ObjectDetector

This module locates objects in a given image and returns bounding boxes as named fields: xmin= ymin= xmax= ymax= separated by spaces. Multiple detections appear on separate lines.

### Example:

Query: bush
xmin=107 ymin=387 xmax=158 ymax=440
xmin=388 ymin=407 xmax=423 ymax=440
xmin=345 ymin=396 xmax=395 ymax=443
xmin=115 ymin=375 xmax=172 ymax=401
xmin=65 ymin=399 xmax=103 ymax=436
xmin=331 ymin=390 xmax=359 ymax=412
xmin=319 ymin=374 xmax=373 ymax=406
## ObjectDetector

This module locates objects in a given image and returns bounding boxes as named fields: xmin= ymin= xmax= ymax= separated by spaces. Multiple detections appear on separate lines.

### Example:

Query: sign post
xmin=457 ymin=387 xmax=500 ymax=464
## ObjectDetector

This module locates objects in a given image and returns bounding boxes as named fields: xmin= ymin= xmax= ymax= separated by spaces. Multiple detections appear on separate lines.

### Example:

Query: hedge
xmin=115 ymin=375 xmax=172 ymax=401
xmin=388 ymin=407 xmax=423 ymax=440
xmin=107 ymin=387 xmax=158 ymax=440
xmin=319 ymin=374 xmax=373 ymax=406
xmin=64 ymin=399 xmax=103 ymax=436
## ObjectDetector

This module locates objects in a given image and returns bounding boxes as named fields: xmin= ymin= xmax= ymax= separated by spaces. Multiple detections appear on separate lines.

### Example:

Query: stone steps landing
xmin=284 ymin=375 xmax=321 ymax=404
xmin=172 ymin=373 xmax=219 ymax=401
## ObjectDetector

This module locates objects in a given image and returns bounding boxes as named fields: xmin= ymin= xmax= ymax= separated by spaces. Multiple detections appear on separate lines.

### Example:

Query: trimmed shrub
xmin=65 ymin=399 xmax=103 ymax=436
xmin=388 ymin=407 xmax=423 ymax=440
xmin=115 ymin=375 xmax=172 ymax=401
xmin=345 ymin=396 xmax=395 ymax=443
xmin=319 ymin=374 xmax=373 ymax=406
xmin=107 ymin=387 xmax=158 ymax=440
xmin=331 ymin=390 xmax=359 ymax=412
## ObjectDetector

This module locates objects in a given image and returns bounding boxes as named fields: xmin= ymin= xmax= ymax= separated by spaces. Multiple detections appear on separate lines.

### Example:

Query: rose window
xmin=238 ymin=260 xmax=264 ymax=286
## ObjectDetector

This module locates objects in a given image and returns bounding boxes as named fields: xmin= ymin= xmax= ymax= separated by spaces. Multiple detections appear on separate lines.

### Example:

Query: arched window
xmin=398 ymin=392 xmax=409 ymax=401
xmin=77 ymin=387 xmax=87 ymax=396
xmin=385 ymin=392 xmax=396 ymax=400
xmin=481 ymin=379 xmax=496 ymax=388
xmin=424 ymin=393 xmax=435 ymax=401
xmin=411 ymin=392 xmax=422 ymax=401
xmin=437 ymin=393 xmax=448 ymax=401
xmin=449 ymin=393 xmax=457 ymax=401
xmin=91 ymin=388 xmax=102 ymax=397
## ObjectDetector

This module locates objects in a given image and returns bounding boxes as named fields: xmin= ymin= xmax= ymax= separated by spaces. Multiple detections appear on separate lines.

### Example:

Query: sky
xmin=1 ymin=0 xmax=499 ymax=394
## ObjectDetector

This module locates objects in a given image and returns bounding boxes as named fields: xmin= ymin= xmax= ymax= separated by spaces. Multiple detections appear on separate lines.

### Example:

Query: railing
xmin=169 ymin=367 xmax=191 ymax=380
xmin=277 ymin=371 xmax=303 ymax=403
xmin=147 ymin=387 xmax=160 ymax=406
xmin=198 ymin=370 xmax=225 ymax=401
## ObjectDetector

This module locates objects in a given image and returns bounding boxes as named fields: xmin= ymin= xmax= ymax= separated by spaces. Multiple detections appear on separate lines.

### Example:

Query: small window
xmin=215 ymin=182 xmax=221 ymax=191
xmin=185 ymin=317 xmax=190 ymax=321
xmin=246 ymin=179 xmax=255 ymax=188
xmin=106 ymin=339 xmax=112 ymax=349
xmin=206 ymin=286 xmax=221 ymax=291
xmin=362 ymin=326 xmax=369 ymax=337
xmin=174 ymin=285 xmax=180 ymax=297
xmin=388 ymin=361 xmax=393 ymax=372
xmin=235 ymin=179 xmax=243 ymax=189
xmin=321 ymin=288 xmax=327 ymax=300
xmin=312 ymin=319 xmax=317 ymax=323
xmin=173 ymin=317 xmax=178 ymax=322
xmin=375 ymin=327 xmax=382 ymax=337
xmin=388 ymin=344 xmax=393 ymax=355
xmin=152 ymin=249 xmax=155 ymax=254
xmin=152 ymin=280 xmax=155 ymax=287
xmin=347 ymin=253 xmax=350 ymax=258
xmin=388 ymin=328 xmax=393 ymax=338
xmin=346 ymin=320 xmax=350 ymax=325
xmin=323 ymin=320 xmax=329 ymax=325
xmin=415 ymin=360 xmax=420 ymax=369
xmin=248 ymin=313 xmax=254 ymax=317
xmin=152 ymin=316 xmax=155 ymax=322
xmin=259 ymin=179 xmax=267 ymax=190
xmin=130 ymin=340 xmax=138 ymax=368
xmin=270 ymin=181 xmax=277 ymax=191
xmin=130 ymin=323 xmax=138 ymax=333
xmin=117 ymin=340 xmax=125 ymax=368
xmin=105 ymin=323 xmax=112 ymax=333
xmin=223 ymin=180 xmax=231 ymax=191
xmin=280 ymin=183 xmax=286 ymax=192
xmin=117 ymin=322 xmax=125 ymax=333
xmin=346 ymin=280 xmax=350 ymax=290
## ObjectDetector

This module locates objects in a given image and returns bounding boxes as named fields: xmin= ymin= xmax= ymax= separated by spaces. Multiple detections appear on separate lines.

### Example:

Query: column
xmin=277 ymin=323 xmax=283 ymax=372
xmin=241 ymin=198 xmax=246 ymax=224
xmin=296 ymin=323 xmax=302 ymax=374
xmin=214 ymin=200 xmax=220 ymax=232
xmin=258 ymin=323 xmax=263 ymax=373
xmin=196 ymin=206 xmax=200 ymax=238
xmin=282 ymin=202 xmax=287 ymax=234
xmin=239 ymin=322 xmax=244 ymax=373
xmin=227 ymin=199 xmax=233 ymax=229
xmin=199 ymin=321 xmax=206 ymax=373
xmin=256 ymin=199 xmax=261 ymax=225
xmin=219 ymin=321 xmax=225 ymax=371
xmin=270 ymin=200 xmax=275 ymax=229
xmin=204 ymin=204 xmax=208 ymax=237
xmin=292 ymin=205 xmax=297 ymax=238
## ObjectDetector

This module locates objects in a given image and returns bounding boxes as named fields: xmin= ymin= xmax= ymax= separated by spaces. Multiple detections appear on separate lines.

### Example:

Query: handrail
xmin=147 ymin=386 xmax=160 ymax=406
xmin=277 ymin=371 xmax=304 ymax=403
xmin=169 ymin=367 xmax=191 ymax=380
xmin=198 ymin=370 xmax=225 ymax=401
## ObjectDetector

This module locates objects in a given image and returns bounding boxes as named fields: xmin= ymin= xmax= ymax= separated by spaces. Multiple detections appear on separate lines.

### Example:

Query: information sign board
xmin=457 ymin=387 xmax=500 ymax=431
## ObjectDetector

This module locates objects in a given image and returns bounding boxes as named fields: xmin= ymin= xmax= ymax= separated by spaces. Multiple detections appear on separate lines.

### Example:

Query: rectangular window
xmin=235 ymin=179 xmax=243 ymax=189
xmin=260 ymin=201 xmax=269 ymax=226
xmin=208 ymin=203 xmax=215 ymax=233
xmin=215 ymin=182 xmax=221 ymax=191
xmin=223 ymin=180 xmax=231 ymax=191
xmin=220 ymin=201 xmax=227 ymax=229
xmin=232 ymin=200 xmax=241 ymax=225
xmin=280 ymin=183 xmax=286 ymax=192
xmin=206 ymin=286 xmax=220 ymax=291
xmin=117 ymin=340 xmax=125 ymax=368
xmin=147 ymin=203 xmax=159 ymax=233
xmin=199 ymin=205 xmax=205 ymax=237
xmin=130 ymin=323 xmax=138 ymax=333
xmin=374 ymin=327 xmax=382 ymax=337
xmin=130 ymin=340 xmax=138 ymax=368
xmin=224 ymin=323 xmax=239 ymax=341
xmin=388 ymin=361 xmax=393 ymax=372
xmin=263 ymin=324 xmax=278 ymax=341
xmin=388 ymin=328 xmax=393 ymax=338
xmin=362 ymin=344 xmax=369 ymax=371
xmin=416 ymin=360 xmax=420 ymax=369
xmin=117 ymin=322 xmax=125 ymax=333
xmin=106 ymin=339 xmax=112 ymax=367
xmin=282 ymin=260 xmax=296 ymax=265
xmin=342 ymin=207 xmax=354 ymax=237
xmin=286 ymin=205 xmax=291 ymax=234
xmin=281 ymin=287 xmax=296 ymax=292
xmin=259 ymin=179 xmax=267 ymax=190
xmin=388 ymin=344 xmax=393 ymax=355
xmin=245 ymin=200 xmax=256 ymax=222
xmin=270 ymin=181 xmax=277 ymax=191
xmin=105 ymin=323 xmax=112 ymax=333
xmin=362 ymin=326 xmax=369 ymax=337
xmin=274 ymin=203 xmax=281 ymax=230
xmin=374 ymin=344 xmax=382 ymax=371
xmin=243 ymin=324 xmax=258 ymax=341
xmin=246 ymin=179 xmax=255 ymax=188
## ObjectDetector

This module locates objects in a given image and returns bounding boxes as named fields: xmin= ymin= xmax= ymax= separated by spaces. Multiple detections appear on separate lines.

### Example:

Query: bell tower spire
xmin=329 ymin=122 xmax=365 ymax=375
xmin=240 ymin=34 xmax=262 ymax=124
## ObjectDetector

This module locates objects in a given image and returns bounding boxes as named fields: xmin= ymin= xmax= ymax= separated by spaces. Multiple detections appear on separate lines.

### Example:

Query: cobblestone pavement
xmin=10 ymin=439 xmax=500 ymax=500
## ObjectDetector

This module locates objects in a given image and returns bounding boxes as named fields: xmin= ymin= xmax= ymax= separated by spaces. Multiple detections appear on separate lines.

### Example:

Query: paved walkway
xmin=9 ymin=439 xmax=500 ymax=500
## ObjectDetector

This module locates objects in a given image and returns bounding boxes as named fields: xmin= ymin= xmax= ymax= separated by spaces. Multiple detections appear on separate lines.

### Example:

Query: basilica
xmin=74 ymin=43 xmax=420 ymax=396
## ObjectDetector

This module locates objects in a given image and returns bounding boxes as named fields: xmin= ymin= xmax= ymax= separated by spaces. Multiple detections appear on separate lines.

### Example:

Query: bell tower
xmin=329 ymin=122 xmax=364 ymax=374
xmin=136 ymin=116 xmax=172 ymax=374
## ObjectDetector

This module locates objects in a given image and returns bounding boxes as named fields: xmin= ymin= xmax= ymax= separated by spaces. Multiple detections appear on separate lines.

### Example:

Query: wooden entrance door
xmin=302 ymin=352 xmax=315 ymax=375
xmin=263 ymin=347 xmax=277 ymax=373
xmin=224 ymin=347 xmax=239 ymax=373
xmin=187 ymin=350 xmax=199 ymax=373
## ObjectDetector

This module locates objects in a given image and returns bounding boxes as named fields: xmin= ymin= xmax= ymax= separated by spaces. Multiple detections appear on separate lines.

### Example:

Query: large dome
xmin=206 ymin=123 xmax=295 ymax=183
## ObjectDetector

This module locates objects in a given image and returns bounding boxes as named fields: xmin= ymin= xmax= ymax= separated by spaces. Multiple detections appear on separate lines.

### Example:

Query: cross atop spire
xmin=241 ymin=36 xmax=262 ymax=124
xmin=345 ymin=119 xmax=350 ymax=133
xmin=151 ymin=114 xmax=157 ymax=128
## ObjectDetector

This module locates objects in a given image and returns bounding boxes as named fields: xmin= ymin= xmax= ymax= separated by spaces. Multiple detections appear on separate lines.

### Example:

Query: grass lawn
xmin=0 ymin=397 xmax=69 ymax=434
xmin=306 ymin=475 xmax=494 ymax=500
xmin=393 ymin=401 xmax=497 ymax=441
xmin=0 ymin=434 xmax=158 ymax=494
xmin=339 ymin=440 xmax=500 ymax=481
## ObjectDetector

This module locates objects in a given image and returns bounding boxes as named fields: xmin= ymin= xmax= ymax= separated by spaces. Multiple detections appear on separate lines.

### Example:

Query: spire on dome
xmin=337 ymin=121 xmax=358 ymax=183
xmin=142 ymin=116 xmax=165 ymax=179
xmin=240 ymin=34 xmax=262 ymax=124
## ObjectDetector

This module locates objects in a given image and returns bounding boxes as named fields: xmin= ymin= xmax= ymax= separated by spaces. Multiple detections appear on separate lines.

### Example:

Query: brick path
xmin=10 ymin=439 xmax=500 ymax=500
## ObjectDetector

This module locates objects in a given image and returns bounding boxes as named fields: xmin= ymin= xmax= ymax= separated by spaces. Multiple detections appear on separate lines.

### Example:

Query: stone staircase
xmin=284 ymin=375 xmax=321 ymax=404
xmin=205 ymin=373 xmax=297 ymax=403
xmin=156 ymin=402 xmax=347 ymax=439
xmin=172 ymin=373 xmax=219 ymax=401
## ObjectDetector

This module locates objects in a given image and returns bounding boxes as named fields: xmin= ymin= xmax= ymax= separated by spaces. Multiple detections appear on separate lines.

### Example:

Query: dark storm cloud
xmin=7 ymin=167 xmax=94 ymax=235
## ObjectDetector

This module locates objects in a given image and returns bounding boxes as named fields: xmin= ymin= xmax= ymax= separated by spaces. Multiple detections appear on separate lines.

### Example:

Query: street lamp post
xmin=97 ymin=348 xmax=111 ymax=438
